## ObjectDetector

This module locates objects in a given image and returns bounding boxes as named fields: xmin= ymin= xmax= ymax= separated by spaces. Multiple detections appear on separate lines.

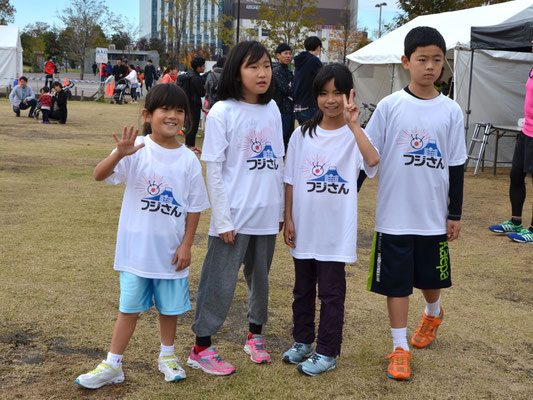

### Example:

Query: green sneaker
xmin=489 ymin=219 xmax=522 ymax=234
xmin=508 ymin=228 xmax=533 ymax=243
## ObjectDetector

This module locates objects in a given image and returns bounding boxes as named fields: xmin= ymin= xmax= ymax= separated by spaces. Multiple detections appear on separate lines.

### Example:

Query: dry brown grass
xmin=0 ymin=98 xmax=532 ymax=399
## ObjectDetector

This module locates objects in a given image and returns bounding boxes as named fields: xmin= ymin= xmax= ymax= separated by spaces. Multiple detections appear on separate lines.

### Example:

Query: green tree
xmin=0 ymin=0 xmax=15 ymax=24
xmin=253 ymin=0 xmax=323 ymax=54
xmin=390 ymin=0 xmax=512 ymax=28
xmin=21 ymin=23 xmax=49 ymax=71
xmin=58 ymin=0 xmax=116 ymax=79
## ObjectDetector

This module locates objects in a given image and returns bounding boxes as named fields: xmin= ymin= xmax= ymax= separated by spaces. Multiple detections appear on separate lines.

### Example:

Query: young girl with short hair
xmin=282 ymin=63 xmax=379 ymax=376
xmin=75 ymin=84 xmax=210 ymax=389
xmin=187 ymin=41 xmax=284 ymax=375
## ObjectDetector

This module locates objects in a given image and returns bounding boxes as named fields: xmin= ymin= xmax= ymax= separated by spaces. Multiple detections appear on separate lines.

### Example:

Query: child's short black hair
xmin=191 ymin=56 xmax=206 ymax=71
xmin=301 ymin=63 xmax=354 ymax=138
xmin=304 ymin=36 xmax=322 ymax=52
xmin=41 ymin=86 xmax=49 ymax=93
xmin=217 ymin=41 xmax=273 ymax=105
xmin=19 ymin=76 xmax=28 ymax=82
xmin=142 ymin=83 xmax=191 ymax=135
xmin=404 ymin=26 xmax=446 ymax=60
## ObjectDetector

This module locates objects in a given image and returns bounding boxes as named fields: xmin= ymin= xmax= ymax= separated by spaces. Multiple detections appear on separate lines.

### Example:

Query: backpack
xmin=176 ymin=72 xmax=192 ymax=101
xmin=207 ymin=73 xmax=220 ymax=108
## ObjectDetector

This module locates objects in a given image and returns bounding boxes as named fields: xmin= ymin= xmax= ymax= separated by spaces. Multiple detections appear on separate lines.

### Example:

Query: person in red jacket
xmin=44 ymin=58 xmax=55 ymax=91
xmin=38 ymin=86 xmax=53 ymax=124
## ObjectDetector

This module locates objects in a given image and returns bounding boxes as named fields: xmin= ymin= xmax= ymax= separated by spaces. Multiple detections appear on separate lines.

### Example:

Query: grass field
xmin=0 ymin=98 xmax=532 ymax=399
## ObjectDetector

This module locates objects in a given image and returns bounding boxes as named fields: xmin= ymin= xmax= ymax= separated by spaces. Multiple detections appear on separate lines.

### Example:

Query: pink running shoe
xmin=186 ymin=346 xmax=236 ymax=376
xmin=244 ymin=334 xmax=271 ymax=364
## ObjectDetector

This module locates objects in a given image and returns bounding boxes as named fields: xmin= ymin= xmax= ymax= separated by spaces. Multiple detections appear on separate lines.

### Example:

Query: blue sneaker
xmin=489 ymin=219 xmax=523 ymax=233
xmin=297 ymin=352 xmax=336 ymax=376
xmin=508 ymin=228 xmax=533 ymax=243
xmin=282 ymin=342 xmax=313 ymax=364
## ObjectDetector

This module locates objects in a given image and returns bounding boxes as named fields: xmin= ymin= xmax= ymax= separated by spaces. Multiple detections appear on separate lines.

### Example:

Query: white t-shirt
xmin=284 ymin=125 xmax=377 ymax=263
xmin=365 ymin=90 xmax=467 ymax=235
xmin=201 ymin=99 xmax=284 ymax=236
xmin=106 ymin=135 xmax=210 ymax=279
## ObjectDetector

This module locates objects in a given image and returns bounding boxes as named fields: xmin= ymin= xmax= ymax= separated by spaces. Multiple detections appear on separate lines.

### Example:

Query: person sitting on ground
xmin=49 ymin=82 xmax=68 ymax=124
xmin=9 ymin=76 xmax=37 ymax=118
xmin=38 ymin=86 xmax=53 ymax=124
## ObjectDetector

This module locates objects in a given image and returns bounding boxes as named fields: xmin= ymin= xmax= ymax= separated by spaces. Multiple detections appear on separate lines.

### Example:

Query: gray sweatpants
xmin=192 ymin=234 xmax=277 ymax=337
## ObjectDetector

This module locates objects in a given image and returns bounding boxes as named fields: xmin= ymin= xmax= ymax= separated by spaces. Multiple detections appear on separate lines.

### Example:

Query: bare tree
xmin=58 ymin=0 xmax=116 ymax=79
xmin=161 ymin=0 xmax=196 ymax=64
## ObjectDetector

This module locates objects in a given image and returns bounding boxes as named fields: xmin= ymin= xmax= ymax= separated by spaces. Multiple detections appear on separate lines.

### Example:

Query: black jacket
xmin=273 ymin=63 xmax=294 ymax=114
xmin=50 ymin=90 xmax=68 ymax=123
xmin=189 ymin=70 xmax=206 ymax=109
xmin=144 ymin=64 xmax=157 ymax=83
xmin=293 ymin=52 xmax=322 ymax=108
xmin=112 ymin=64 xmax=128 ymax=82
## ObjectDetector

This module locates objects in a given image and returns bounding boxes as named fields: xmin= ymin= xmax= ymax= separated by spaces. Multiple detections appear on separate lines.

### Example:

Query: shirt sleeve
xmin=364 ymin=102 xmax=386 ymax=157
xmin=206 ymin=161 xmax=234 ymax=234
xmin=200 ymin=109 xmax=228 ymax=162
xmin=283 ymin=127 xmax=299 ymax=185
xmin=447 ymin=106 xmax=468 ymax=166
xmin=104 ymin=148 xmax=130 ymax=185
xmin=187 ymin=157 xmax=211 ymax=213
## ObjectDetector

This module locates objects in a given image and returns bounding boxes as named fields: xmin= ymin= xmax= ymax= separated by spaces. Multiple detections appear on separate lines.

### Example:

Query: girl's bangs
xmin=243 ymin=43 xmax=270 ymax=67
xmin=148 ymin=84 xmax=189 ymax=111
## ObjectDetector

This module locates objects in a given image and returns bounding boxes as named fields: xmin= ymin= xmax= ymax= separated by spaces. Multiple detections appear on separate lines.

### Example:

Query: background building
xmin=139 ymin=0 xmax=224 ymax=54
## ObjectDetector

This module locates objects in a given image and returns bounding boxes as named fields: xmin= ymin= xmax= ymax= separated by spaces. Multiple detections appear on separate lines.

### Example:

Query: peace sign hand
xmin=343 ymin=89 xmax=360 ymax=126
xmin=113 ymin=125 xmax=145 ymax=157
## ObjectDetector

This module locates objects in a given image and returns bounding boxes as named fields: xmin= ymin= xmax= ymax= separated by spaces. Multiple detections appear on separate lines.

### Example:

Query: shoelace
xmin=89 ymin=364 xmax=106 ymax=375
xmin=418 ymin=317 xmax=433 ymax=335
xmin=391 ymin=352 xmax=406 ymax=366
xmin=164 ymin=361 xmax=178 ymax=370
xmin=309 ymin=353 xmax=321 ymax=364
xmin=292 ymin=343 xmax=304 ymax=352
xmin=254 ymin=342 xmax=265 ymax=351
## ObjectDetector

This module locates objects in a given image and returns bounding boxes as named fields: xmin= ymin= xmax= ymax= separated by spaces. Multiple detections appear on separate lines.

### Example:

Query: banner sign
xmin=95 ymin=48 xmax=108 ymax=64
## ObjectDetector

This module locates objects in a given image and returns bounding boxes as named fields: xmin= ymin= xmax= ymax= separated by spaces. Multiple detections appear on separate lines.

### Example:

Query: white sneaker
xmin=158 ymin=355 xmax=186 ymax=382
xmin=75 ymin=361 xmax=124 ymax=389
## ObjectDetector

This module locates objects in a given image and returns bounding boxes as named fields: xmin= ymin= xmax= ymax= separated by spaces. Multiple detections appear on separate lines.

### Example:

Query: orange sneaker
xmin=410 ymin=306 xmax=444 ymax=348
xmin=387 ymin=347 xmax=411 ymax=381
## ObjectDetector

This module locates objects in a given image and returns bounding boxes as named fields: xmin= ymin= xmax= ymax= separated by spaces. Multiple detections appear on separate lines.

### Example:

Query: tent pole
xmin=465 ymin=50 xmax=474 ymax=138
xmin=390 ymin=64 xmax=395 ymax=93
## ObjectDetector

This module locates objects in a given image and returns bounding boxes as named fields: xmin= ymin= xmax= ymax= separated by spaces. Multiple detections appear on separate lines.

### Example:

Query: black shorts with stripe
xmin=367 ymin=232 xmax=452 ymax=297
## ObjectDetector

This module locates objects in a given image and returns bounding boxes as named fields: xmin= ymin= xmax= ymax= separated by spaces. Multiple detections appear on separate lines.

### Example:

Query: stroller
xmin=110 ymin=78 xmax=129 ymax=104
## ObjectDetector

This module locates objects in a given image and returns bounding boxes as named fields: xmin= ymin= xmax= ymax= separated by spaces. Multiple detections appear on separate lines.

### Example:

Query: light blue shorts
xmin=119 ymin=271 xmax=191 ymax=315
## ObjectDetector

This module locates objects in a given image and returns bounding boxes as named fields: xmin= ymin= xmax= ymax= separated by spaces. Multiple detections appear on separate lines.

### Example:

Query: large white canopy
xmin=347 ymin=0 xmax=533 ymax=65
xmin=0 ymin=26 xmax=23 ymax=88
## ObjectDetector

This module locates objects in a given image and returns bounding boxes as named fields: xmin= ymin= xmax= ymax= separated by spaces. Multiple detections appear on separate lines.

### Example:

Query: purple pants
xmin=291 ymin=258 xmax=346 ymax=357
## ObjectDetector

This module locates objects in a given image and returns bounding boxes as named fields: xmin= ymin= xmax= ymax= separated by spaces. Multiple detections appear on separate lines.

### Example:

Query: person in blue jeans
xmin=293 ymin=36 xmax=323 ymax=125
xmin=9 ymin=76 xmax=37 ymax=117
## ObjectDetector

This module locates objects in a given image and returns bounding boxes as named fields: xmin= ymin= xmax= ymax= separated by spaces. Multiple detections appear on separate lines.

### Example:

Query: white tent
xmin=0 ymin=26 xmax=23 ymax=88
xmin=347 ymin=0 xmax=533 ymax=164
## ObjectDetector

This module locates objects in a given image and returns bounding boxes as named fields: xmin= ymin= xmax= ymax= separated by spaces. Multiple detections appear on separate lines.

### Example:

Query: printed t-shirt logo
xmin=397 ymin=128 xmax=444 ymax=169
xmin=241 ymin=130 xmax=279 ymax=171
xmin=303 ymin=155 xmax=349 ymax=195
xmin=137 ymin=175 xmax=183 ymax=218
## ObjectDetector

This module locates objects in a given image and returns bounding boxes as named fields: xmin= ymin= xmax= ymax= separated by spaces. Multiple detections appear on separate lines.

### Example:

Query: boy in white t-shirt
xmin=365 ymin=26 xmax=467 ymax=381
